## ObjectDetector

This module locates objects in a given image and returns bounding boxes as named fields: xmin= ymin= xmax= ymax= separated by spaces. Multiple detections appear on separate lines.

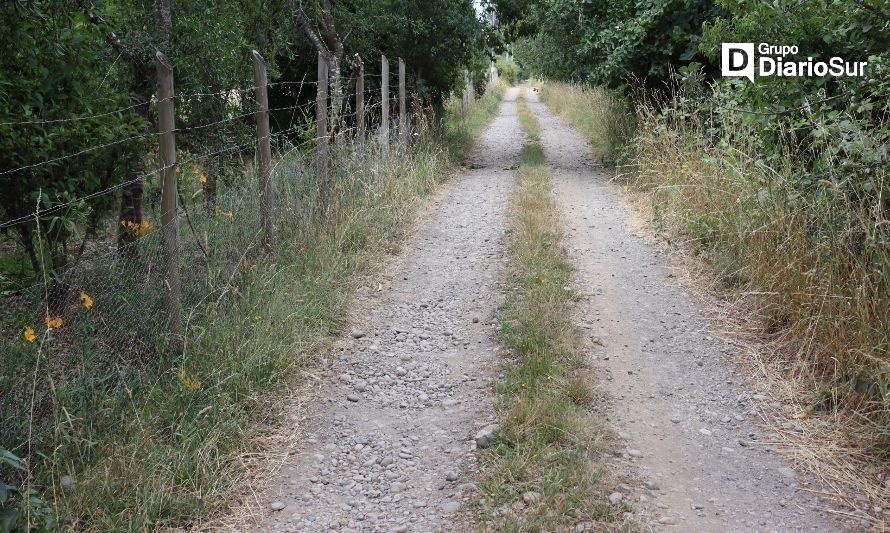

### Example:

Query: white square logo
xmin=722 ymin=43 xmax=755 ymax=82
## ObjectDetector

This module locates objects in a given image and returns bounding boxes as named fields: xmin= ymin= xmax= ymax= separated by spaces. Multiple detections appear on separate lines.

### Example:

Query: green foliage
xmin=496 ymin=54 xmax=521 ymax=84
xmin=1 ymin=448 xmax=57 ymax=532
xmin=0 ymin=2 xmax=147 ymax=277
xmin=274 ymin=0 xmax=490 ymax=111
xmin=501 ymin=0 xmax=722 ymax=89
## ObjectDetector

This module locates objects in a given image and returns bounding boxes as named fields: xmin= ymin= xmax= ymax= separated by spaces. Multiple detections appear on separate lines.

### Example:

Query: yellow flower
xmin=178 ymin=369 xmax=202 ymax=391
xmin=45 ymin=315 xmax=62 ymax=329
xmin=23 ymin=326 xmax=36 ymax=343
xmin=80 ymin=291 xmax=94 ymax=309
xmin=121 ymin=219 xmax=154 ymax=237
xmin=226 ymin=211 xmax=234 ymax=220
xmin=199 ymin=174 xmax=207 ymax=184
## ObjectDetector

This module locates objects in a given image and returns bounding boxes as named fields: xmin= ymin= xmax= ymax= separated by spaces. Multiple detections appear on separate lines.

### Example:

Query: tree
xmin=0 ymin=1 xmax=146 ymax=289
xmin=499 ymin=0 xmax=722 ymax=90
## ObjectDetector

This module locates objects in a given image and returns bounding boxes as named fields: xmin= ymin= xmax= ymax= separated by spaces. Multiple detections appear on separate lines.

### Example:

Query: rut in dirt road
xmin=248 ymin=87 xmax=523 ymax=532
xmin=525 ymin=89 xmax=846 ymax=532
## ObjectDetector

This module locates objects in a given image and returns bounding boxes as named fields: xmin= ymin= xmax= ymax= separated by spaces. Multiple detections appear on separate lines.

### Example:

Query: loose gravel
xmin=247 ymin=88 xmax=523 ymax=532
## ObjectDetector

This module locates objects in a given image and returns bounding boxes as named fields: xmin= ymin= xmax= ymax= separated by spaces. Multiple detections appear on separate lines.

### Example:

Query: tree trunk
xmin=117 ymin=0 xmax=172 ymax=257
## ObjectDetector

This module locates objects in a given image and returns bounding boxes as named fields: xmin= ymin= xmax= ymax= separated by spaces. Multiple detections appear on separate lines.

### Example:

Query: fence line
xmin=3 ymin=48 xmax=416 ymax=323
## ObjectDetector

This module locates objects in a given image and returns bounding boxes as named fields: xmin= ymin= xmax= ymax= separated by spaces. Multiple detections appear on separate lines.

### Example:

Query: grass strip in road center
xmin=477 ymin=93 xmax=620 ymax=530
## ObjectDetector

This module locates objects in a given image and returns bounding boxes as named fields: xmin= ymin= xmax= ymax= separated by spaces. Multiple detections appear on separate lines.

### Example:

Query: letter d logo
xmin=722 ymin=43 xmax=754 ymax=82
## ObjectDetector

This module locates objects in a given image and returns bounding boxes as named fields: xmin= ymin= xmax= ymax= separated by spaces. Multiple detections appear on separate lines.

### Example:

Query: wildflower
xmin=80 ymin=291 xmax=94 ymax=309
xmin=120 ymin=219 xmax=154 ymax=237
xmin=226 ymin=211 xmax=234 ymax=220
xmin=23 ymin=326 xmax=36 ymax=343
xmin=45 ymin=315 xmax=62 ymax=329
xmin=199 ymin=174 xmax=207 ymax=184
xmin=214 ymin=204 xmax=221 ymax=216
xmin=178 ymin=369 xmax=202 ymax=391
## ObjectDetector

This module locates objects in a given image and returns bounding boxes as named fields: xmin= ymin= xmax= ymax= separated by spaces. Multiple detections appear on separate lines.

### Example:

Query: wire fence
xmin=0 ymin=51 xmax=436 ymax=462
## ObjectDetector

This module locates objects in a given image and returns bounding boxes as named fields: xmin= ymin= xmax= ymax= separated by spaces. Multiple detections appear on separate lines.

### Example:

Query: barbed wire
xmin=1 ymin=65 xmax=415 ymax=230
xmin=0 ymin=80 xmax=322 ymax=127
xmin=0 ymin=114 xmax=394 ymax=232
xmin=0 ymin=131 xmax=160 ymax=177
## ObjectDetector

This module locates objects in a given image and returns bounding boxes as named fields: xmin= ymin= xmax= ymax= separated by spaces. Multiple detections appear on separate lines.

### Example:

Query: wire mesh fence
xmin=0 ymin=51 xmax=428 ymax=478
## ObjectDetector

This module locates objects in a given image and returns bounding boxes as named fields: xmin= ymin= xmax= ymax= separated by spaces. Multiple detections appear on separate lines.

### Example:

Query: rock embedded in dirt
xmin=474 ymin=424 xmax=500 ymax=448
xmin=445 ymin=471 xmax=459 ymax=482
xmin=270 ymin=501 xmax=286 ymax=511
xmin=346 ymin=393 xmax=360 ymax=402
xmin=658 ymin=516 xmax=677 ymax=525
xmin=627 ymin=448 xmax=643 ymax=458
xmin=609 ymin=492 xmax=624 ymax=505
xmin=522 ymin=491 xmax=542 ymax=505
xmin=441 ymin=500 xmax=461 ymax=513
xmin=350 ymin=329 xmax=366 ymax=339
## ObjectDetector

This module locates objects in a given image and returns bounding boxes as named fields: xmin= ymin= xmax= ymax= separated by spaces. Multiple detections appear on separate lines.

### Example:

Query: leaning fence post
xmin=156 ymin=51 xmax=182 ymax=340
xmin=355 ymin=55 xmax=365 ymax=146
xmin=252 ymin=50 xmax=274 ymax=252
xmin=381 ymin=54 xmax=389 ymax=153
xmin=398 ymin=58 xmax=406 ymax=146
xmin=316 ymin=52 xmax=330 ymax=217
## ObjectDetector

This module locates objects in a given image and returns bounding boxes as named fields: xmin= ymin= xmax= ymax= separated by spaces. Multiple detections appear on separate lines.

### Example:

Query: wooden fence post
xmin=156 ymin=51 xmax=182 ymax=339
xmin=463 ymin=70 xmax=472 ymax=114
xmin=398 ymin=58 xmax=406 ymax=146
xmin=316 ymin=52 xmax=330 ymax=216
xmin=355 ymin=55 xmax=365 ymax=146
xmin=381 ymin=54 xmax=389 ymax=152
xmin=252 ymin=50 xmax=274 ymax=252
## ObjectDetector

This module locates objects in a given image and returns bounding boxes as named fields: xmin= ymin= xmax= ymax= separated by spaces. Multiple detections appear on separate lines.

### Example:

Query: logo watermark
xmin=722 ymin=43 xmax=867 ymax=82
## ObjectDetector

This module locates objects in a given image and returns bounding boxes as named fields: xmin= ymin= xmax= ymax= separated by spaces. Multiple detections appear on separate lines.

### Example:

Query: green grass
xmin=0 ymin=89 xmax=505 ymax=531
xmin=538 ymin=82 xmax=634 ymax=164
xmin=443 ymin=82 xmax=507 ymax=161
xmin=478 ymin=94 xmax=620 ymax=530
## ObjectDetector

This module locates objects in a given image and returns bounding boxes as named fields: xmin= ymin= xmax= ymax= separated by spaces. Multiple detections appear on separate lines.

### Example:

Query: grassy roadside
xmin=478 ymin=93 xmax=618 ymax=530
xmin=0 ymin=86 xmax=505 ymax=531
xmin=539 ymin=81 xmax=889 ymax=515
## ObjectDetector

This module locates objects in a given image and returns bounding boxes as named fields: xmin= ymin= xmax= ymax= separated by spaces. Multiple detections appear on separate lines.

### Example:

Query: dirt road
xmin=244 ymin=87 xmax=523 ymax=532
xmin=231 ymin=87 xmax=849 ymax=532
xmin=525 ymin=88 xmax=845 ymax=531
